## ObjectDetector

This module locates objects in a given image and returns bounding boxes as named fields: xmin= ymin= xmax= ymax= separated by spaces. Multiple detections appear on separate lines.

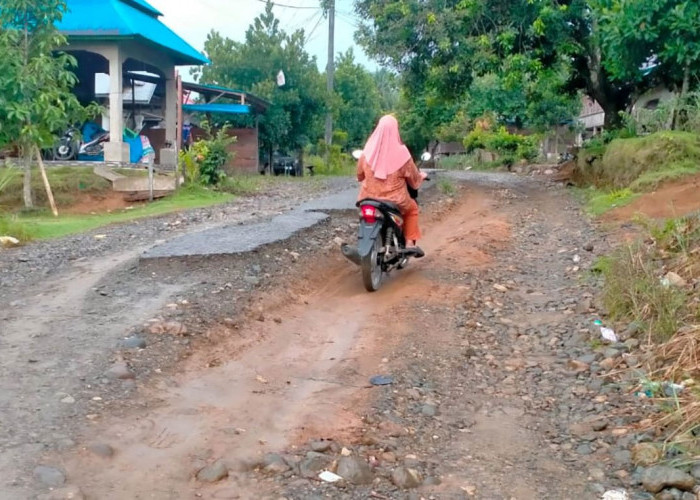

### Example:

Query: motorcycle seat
xmin=357 ymin=198 xmax=401 ymax=214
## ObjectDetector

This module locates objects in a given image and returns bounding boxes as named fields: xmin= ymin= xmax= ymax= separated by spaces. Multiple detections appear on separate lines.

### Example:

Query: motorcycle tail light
xmin=360 ymin=205 xmax=377 ymax=223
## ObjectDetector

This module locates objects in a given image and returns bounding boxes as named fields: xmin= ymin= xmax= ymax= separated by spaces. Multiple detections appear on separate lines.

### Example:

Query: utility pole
xmin=324 ymin=0 xmax=335 ymax=147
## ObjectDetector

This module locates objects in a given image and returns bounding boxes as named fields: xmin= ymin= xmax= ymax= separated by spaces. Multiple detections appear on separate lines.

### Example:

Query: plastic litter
xmin=369 ymin=375 xmax=394 ymax=386
xmin=662 ymin=381 xmax=685 ymax=397
xmin=594 ymin=320 xmax=618 ymax=343
xmin=0 ymin=236 xmax=20 ymax=247
xmin=319 ymin=470 xmax=343 ymax=483
xmin=602 ymin=490 xmax=628 ymax=500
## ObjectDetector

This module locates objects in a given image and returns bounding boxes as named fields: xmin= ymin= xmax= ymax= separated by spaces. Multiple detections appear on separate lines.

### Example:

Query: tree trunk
xmin=22 ymin=151 xmax=33 ymax=209
xmin=35 ymin=146 xmax=58 ymax=216
xmin=601 ymin=99 xmax=625 ymax=130
xmin=680 ymin=62 xmax=691 ymax=99
xmin=672 ymin=62 xmax=692 ymax=130
xmin=583 ymin=20 xmax=629 ymax=131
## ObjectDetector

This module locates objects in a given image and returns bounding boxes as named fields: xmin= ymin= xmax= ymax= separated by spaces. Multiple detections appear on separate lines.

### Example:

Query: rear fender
xmin=357 ymin=221 xmax=382 ymax=257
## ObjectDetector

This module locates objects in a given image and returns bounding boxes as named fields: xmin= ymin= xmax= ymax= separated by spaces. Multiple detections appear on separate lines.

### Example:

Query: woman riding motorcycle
xmin=356 ymin=115 xmax=428 ymax=257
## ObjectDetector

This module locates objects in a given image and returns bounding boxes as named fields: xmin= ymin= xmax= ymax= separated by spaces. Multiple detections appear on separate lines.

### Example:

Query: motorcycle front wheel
xmin=361 ymin=235 xmax=383 ymax=292
xmin=52 ymin=137 xmax=78 ymax=161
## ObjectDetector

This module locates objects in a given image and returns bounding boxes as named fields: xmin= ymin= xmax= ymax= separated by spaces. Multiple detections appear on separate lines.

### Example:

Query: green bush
xmin=310 ymin=141 xmax=355 ymax=176
xmin=463 ymin=126 xmax=539 ymax=165
xmin=179 ymin=122 xmax=236 ymax=186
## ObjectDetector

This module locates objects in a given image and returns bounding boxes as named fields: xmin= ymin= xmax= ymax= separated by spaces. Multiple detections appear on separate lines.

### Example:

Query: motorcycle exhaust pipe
xmin=341 ymin=244 xmax=361 ymax=266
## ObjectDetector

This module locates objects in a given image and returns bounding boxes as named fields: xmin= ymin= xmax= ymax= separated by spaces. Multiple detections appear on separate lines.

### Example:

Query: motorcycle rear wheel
xmin=361 ymin=236 xmax=383 ymax=292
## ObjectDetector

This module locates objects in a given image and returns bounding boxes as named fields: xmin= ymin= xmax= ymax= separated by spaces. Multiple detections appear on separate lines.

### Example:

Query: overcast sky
xmin=148 ymin=0 xmax=378 ymax=81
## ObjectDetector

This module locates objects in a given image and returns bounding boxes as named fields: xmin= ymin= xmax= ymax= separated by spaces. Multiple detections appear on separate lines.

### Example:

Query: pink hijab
xmin=362 ymin=115 xmax=412 ymax=180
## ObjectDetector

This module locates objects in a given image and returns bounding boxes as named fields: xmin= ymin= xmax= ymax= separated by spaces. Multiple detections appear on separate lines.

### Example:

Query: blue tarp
xmin=182 ymin=103 xmax=252 ymax=115
xmin=58 ymin=0 xmax=209 ymax=66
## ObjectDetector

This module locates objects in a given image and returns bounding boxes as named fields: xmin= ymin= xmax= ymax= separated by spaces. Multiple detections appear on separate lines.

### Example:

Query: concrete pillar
xmin=160 ymin=68 xmax=178 ymax=166
xmin=164 ymin=70 xmax=177 ymax=147
xmin=104 ymin=46 xmax=129 ymax=163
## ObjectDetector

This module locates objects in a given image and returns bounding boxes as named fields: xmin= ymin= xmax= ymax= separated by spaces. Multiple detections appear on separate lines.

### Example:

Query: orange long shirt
xmin=356 ymin=157 xmax=425 ymax=213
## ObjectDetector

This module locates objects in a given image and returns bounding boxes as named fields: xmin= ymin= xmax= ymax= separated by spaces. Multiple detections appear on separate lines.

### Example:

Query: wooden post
xmin=148 ymin=156 xmax=154 ymax=202
xmin=35 ymin=146 xmax=58 ymax=217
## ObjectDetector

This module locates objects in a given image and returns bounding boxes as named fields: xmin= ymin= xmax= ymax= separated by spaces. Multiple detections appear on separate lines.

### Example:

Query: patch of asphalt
xmin=141 ymin=188 xmax=359 ymax=259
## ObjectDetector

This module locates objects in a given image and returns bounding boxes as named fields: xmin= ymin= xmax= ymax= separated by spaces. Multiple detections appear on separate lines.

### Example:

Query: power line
xmin=336 ymin=12 xmax=359 ymax=28
xmin=305 ymin=12 xmax=325 ymax=44
xmin=255 ymin=0 xmax=321 ymax=9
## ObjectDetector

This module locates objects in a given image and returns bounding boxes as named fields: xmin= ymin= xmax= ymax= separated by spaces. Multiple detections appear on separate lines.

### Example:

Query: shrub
xmin=178 ymin=122 xmax=237 ymax=186
xmin=463 ymin=126 xmax=539 ymax=165
xmin=310 ymin=141 xmax=355 ymax=176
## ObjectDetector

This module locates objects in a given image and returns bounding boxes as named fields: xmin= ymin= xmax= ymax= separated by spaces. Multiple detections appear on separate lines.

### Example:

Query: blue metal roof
xmin=122 ymin=0 xmax=162 ymax=16
xmin=58 ymin=0 xmax=209 ymax=66
xmin=183 ymin=103 xmax=252 ymax=115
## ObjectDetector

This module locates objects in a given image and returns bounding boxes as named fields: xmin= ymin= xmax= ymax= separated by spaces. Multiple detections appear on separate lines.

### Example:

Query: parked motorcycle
xmin=341 ymin=151 xmax=432 ymax=292
xmin=52 ymin=122 xmax=109 ymax=161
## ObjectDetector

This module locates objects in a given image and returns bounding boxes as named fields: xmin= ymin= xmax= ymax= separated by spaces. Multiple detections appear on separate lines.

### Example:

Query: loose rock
xmin=632 ymin=443 xmax=660 ymax=467
xmin=105 ymin=362 xmax=135 ymax=380
xmin=642 ymin=466 xmax=695 ymax=493
xmin=120 ymin=336 xmax=147 ymax=349
xmin=391 ymin=467 xmax=423 ymax=489
xmin=263 ymin=453 xmax=290 ymax=474
xmin=336 ymin=456 xmax=373 ymax=485
xmin=33 ymin=465 xmax=66 ymax=487
xmin=299 ymin=453 xmax=333 ymax=478
xmin=196 ymin=460 xmax=228 ymax=482
xmin=88 ymin=443 xmax=115 ymax=458
xmin=310 ymin=440 xmax=332 ymax=453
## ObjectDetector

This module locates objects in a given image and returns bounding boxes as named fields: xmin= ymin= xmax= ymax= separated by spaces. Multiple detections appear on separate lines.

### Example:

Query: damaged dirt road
xmin=5 ymin=173 xmax=638 ymax=499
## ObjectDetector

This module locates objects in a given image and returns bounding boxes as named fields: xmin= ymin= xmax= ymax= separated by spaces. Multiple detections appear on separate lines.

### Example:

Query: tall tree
xmin=355 ymin=0 xmax=632 ymax=132
xmin=333 ymin=49 xmax=382 ymax=147
xmin=0 ymin=0 xmax=93 ymax=213
xmin=196 ymin=2 xmax=326 ymax=157
xmin=373 ymin=69 xmax=399 ymax=113
xmin=597 ymin=0 xmax=700 ymax=97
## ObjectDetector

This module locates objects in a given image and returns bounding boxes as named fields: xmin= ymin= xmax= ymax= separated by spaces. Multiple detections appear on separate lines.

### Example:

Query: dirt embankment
xmin=604 ymin=172 xmax=700 ymax=222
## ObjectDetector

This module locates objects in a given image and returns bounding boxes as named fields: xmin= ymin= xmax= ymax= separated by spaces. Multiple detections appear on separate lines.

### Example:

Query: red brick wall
xmin=227 ymin=128 xmax=259 ymax=174
xmin=190 ymin=126 xmax=259 ymax=174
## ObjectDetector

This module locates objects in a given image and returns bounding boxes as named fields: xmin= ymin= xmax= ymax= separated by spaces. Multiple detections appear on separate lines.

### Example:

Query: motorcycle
xmin=52 ymin=122 xmax=110 ymax=161
xmin=341 ymin=151 xmax=432 ymax=292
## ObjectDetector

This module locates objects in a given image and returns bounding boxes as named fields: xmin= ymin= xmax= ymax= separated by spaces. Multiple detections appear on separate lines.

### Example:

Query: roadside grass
xmin=630 ymin=160 xmax=700 ymax=192
xmin=576 ymin=187 xmax=639 ymax=216
xmin=600 ymin=214 xmax=700 ymax=344
xmin=574 ymin=131 xmax=700 ymax=216
xmin=0 ymin=214 xmax=33 ymax=242
xmin=0 ymin=166 xmax=112 ymax=210
xmin=437 ymin=155 xmax=472 ymax=170
xmin=219 ymin=174 xmax=276 ymax=195
xmin=575 ymin=131 xmax=700 ymax=190
xmin=587 ymin=167 xmax=700 ymax=458
xmin=438 ymin=178 xmax=457 ymax=196
xmin=1 ymin=184 xmax=233 ymax=241
xmin=601 ymin=242 xmax=687 ymax=342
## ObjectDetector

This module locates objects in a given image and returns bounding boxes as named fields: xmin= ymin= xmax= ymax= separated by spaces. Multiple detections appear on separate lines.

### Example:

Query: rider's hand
xmin=420 ymin=171 xmax=428 ymax=181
